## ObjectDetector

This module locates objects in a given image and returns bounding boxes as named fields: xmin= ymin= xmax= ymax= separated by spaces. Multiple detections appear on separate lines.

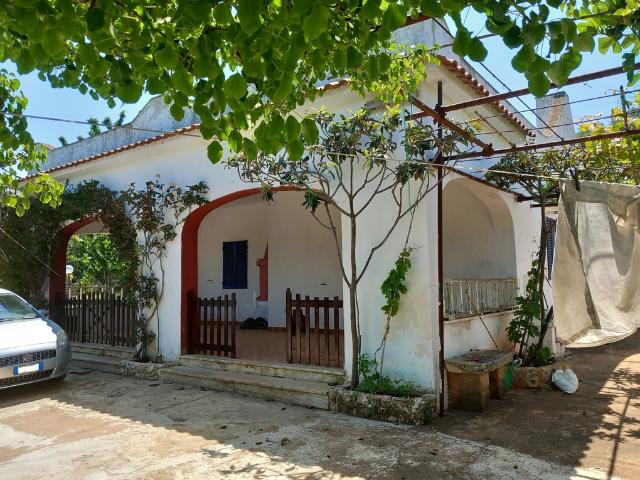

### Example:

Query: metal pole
xmin=442 ymin=62 xmax=640 ymax=113
xmin=445 ymin=127 xmax=640 ymax=162
xmin=437 ymin=81 xmax=446 ymax=417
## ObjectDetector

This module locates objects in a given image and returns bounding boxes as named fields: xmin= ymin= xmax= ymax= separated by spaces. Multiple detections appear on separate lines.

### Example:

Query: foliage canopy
xmin=0 ymin=1 xmax=638 ymax=212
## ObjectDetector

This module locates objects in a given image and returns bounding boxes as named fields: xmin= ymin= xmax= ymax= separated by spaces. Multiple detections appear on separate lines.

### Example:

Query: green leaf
xmin=223 ymin=73 xmax=247 ymax=100
xmin=15 ymin=50 xmax=36 ymax=74
xmin=115 ymin=83 xmax=143 ymax=103
xmin=527 ymin=73 xmax=551 ymax=97
xmin=382 ymin=4 xmax=407 ymax=31
xmin=503 ymin=25 xmax=522 ymax=49
xmin=420 ymin=0 xmax=445 ymax=18
xmin=302 ymin=5 xmax=330 ymax=43
xmin=301 ymin=117 xmax=319 ymax=145
xmin=574 ymin=32 xmax=595 ymax=52
xmin=347 ymin=46 xmax=363 ymax=68
xmin=547 ymin=49 xmax=581 ymax=84
xmin=284 ymin=115 xmax=300 ymax=140
xmin=452 ymin=29 xmax=470 ymax=57
xmin=207 ymin=140 xmax=224 ymax=164
xmin=286 ymin=138 xmax=304 ymax=160
xmin=467 ymin=36 xmax=488 ymax=62
xmin=228 ymin=130 xmax=243 ymax=152
xmin=549 ymin=34 xmax=566 ymax=54
xmin=85 ymin=9 xmax=105 ymax=32
xmin=154 ymin=46 xmax=180 ymax=69
xmin=170 ymin=102 xmax=186 ymax=121
xmin=271 ymin=79 xmax=293 ymax=103
xmin=213 ymin=3 xmax=234 ymax=25
xmin=242 ymin=138 xmax=258 ymax=161
xmin=193 ymin=56 xmax=222 ymax=79
xmin=598 ymin=36 xmax=614 ymax=53
xmin=361 ymin=0 xmax=382 ymax=19
xmin=511 ymin=47 xmax=535 ymax=73
xmin=238 ymin=0 xmax=261 ymax=35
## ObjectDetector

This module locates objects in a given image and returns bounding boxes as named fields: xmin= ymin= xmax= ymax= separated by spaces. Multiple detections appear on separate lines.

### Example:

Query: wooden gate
xmin=286 ymin=288 xmax=343 ymax=368
xmin=61 ymin=290 xmax=135 ymax=347
xmin=187 ymin=290 xmax=237 ymax=357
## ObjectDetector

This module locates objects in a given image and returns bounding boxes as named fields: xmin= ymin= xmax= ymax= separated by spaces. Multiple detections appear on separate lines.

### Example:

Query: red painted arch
xmin=180 ymin=186 xmax=296 ymax=353
xmin=49 ymin=217 xmax=94 ymax=320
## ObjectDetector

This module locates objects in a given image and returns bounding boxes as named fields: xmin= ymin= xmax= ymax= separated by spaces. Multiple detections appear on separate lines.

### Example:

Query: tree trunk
xmin=349 ymin=215 xmax=360 ymax=389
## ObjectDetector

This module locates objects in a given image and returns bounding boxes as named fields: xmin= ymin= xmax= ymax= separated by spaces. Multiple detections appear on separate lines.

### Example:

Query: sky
xmin=4 ymin=12 xmax=633 ymax=148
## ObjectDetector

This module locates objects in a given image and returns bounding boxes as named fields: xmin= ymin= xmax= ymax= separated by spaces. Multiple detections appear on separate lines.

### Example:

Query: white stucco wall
xmin=442 ymin=178 xmax=517 ymax=279
xmin=197 ymin=192 xmax=342 ymax=327
xmin=42 ymin=20 xmax=542 ymax=383
xmin=444 ymin=312 xmax=514 ymax=359
xmin=339 ymin=175 xmax=441 ymax=395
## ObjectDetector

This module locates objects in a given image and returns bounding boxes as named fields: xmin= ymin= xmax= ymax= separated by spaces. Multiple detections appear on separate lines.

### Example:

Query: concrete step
xmin=178 ymin=355 xmax=345 ymax=384
xmin=72 ymin=352 xmax=122 ymax=374
xmin=159 ymin=365 xmax=331 ymax=409
xmin=71 ymin=342 xmax=135 ymax=360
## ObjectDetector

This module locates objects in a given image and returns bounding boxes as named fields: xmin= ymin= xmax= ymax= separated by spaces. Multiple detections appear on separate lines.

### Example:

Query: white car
xmin=0 ymin=288 xmax=71 ymax=388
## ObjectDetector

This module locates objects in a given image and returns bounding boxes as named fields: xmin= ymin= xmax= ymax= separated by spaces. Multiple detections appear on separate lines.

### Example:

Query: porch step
xmin=178 ymin=355 xmax=345 ymax=384
xmin=159 ymin=365 xmax=330 ymax=409
xmin=71 ymin=342 xmax=135 ymax=360
xmin=71 ymin=352 xmax=122 ymax=374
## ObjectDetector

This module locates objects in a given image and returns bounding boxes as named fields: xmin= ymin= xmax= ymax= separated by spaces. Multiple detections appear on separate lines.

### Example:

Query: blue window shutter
xmin=223 ymin=241 xmax=248 ymax=289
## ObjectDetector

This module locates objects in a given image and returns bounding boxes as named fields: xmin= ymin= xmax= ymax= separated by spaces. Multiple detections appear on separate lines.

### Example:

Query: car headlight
xmin=56 ymin=329 xmax=69 ymax=348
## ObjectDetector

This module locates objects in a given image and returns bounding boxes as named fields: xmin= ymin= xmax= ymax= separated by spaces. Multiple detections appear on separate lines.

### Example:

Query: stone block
xmin=447 ymin=371 xmax=490 ymax=412
xmin=328 ymin=386 xmax=437 ymax=425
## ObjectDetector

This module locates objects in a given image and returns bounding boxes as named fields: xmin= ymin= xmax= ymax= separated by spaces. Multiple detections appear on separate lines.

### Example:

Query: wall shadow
xmin=434 ymin=331 xmax=640 ymax=478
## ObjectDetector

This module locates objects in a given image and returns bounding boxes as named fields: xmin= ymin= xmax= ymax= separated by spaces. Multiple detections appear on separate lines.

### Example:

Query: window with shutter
xmin=222 ymin=240 xmax=248 ymax=289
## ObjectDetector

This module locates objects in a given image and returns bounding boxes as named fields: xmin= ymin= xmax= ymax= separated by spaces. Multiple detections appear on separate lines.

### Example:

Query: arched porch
xmin=442 ymin=177 xmax=519 ymax=357
xmin=180 ymin=189 xmax=344 ymax=366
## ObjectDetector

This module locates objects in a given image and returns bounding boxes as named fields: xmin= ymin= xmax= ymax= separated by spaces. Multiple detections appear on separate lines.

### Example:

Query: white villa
xmin=37 ymin=20 xmax=561 ymax=411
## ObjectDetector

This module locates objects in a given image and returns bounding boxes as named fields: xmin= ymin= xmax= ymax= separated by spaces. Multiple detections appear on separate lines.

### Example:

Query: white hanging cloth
xmin=553 ymin=180 xmax=640 ymax=347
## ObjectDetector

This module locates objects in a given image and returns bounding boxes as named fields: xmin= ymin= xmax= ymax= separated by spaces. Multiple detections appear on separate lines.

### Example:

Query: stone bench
xmin=445 ymin=350 xmax=513 ymax=412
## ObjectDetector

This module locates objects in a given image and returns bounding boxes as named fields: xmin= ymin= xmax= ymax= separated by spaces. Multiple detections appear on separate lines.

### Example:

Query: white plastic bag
xmin=552 ymin=368 xmax=579 ymax=394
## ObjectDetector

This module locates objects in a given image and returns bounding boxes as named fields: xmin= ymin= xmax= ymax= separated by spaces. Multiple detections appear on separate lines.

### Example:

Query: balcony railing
xmin=444 ymin=278 xmax=518 ymax=319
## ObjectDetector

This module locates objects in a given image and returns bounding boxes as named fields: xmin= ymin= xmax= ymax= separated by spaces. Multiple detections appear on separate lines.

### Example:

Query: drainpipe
xmin=437 ymin=81 xmax=445 ymax=417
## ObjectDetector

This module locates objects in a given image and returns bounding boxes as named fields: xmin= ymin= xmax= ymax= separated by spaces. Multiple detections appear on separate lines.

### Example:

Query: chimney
xmin=535 ymin=91 xmax=576 ymax=142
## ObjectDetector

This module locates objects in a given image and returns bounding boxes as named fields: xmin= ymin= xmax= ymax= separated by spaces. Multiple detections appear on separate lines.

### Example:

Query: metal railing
xmin=444 ymin=278 xmax=518 ymax=319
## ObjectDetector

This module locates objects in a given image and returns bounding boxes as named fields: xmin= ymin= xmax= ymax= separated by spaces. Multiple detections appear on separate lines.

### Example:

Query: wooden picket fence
xmin=285 ymin=288 xmax=343 ymax=368
xmin=187 ymin=290 xmax=237 ymax=357
xmin=62 ymin=289 xmax=135 ymax=347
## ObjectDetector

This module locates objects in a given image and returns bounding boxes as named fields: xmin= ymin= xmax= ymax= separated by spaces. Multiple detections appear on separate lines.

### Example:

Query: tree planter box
xmin=511 ymin=359 xmax=571 ymax=390
xmin=328 ymin=385 xmax=437 ymax=425
xmin=119 ymin=360 xmax=174 ymax=381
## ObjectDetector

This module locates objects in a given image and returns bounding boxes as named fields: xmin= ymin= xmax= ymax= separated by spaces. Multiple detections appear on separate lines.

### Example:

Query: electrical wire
xmin=474 ymin=113 xmax=620 ymax=137
xmin=431 ymin=17 xmax=566 ymax=142
xmin=0 ymin=226 xmax=62 ymax=277
xmin=0 ymin=111 xmax=201 ymax=139
xmin=460 ymin=87 xmax=640 ymax=126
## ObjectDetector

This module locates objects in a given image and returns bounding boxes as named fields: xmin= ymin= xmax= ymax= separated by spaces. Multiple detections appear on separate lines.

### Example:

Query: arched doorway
xmin=442 ymin=177 xmax=518 ymax=356
xmin=49 ymin=219 xmax=135 ymax=347
xmin=181 ymin=188 xmax=344 ymax=365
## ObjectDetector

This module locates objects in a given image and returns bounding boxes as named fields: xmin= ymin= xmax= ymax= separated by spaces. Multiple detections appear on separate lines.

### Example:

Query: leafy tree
xmin=66 ymin=233 xmax=130 ymax=287
xmin=569 ymin=91 xmax=640 ymax=184
xmin=487 ymin=150 xmax=566 ymax=365
xmin=59 ymin=111 xmax=126 ymax=145
xmin=0 ymin=1 xmax=638 ymax=213
xmin=228 ymin=107 xmax=475 ymax=388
